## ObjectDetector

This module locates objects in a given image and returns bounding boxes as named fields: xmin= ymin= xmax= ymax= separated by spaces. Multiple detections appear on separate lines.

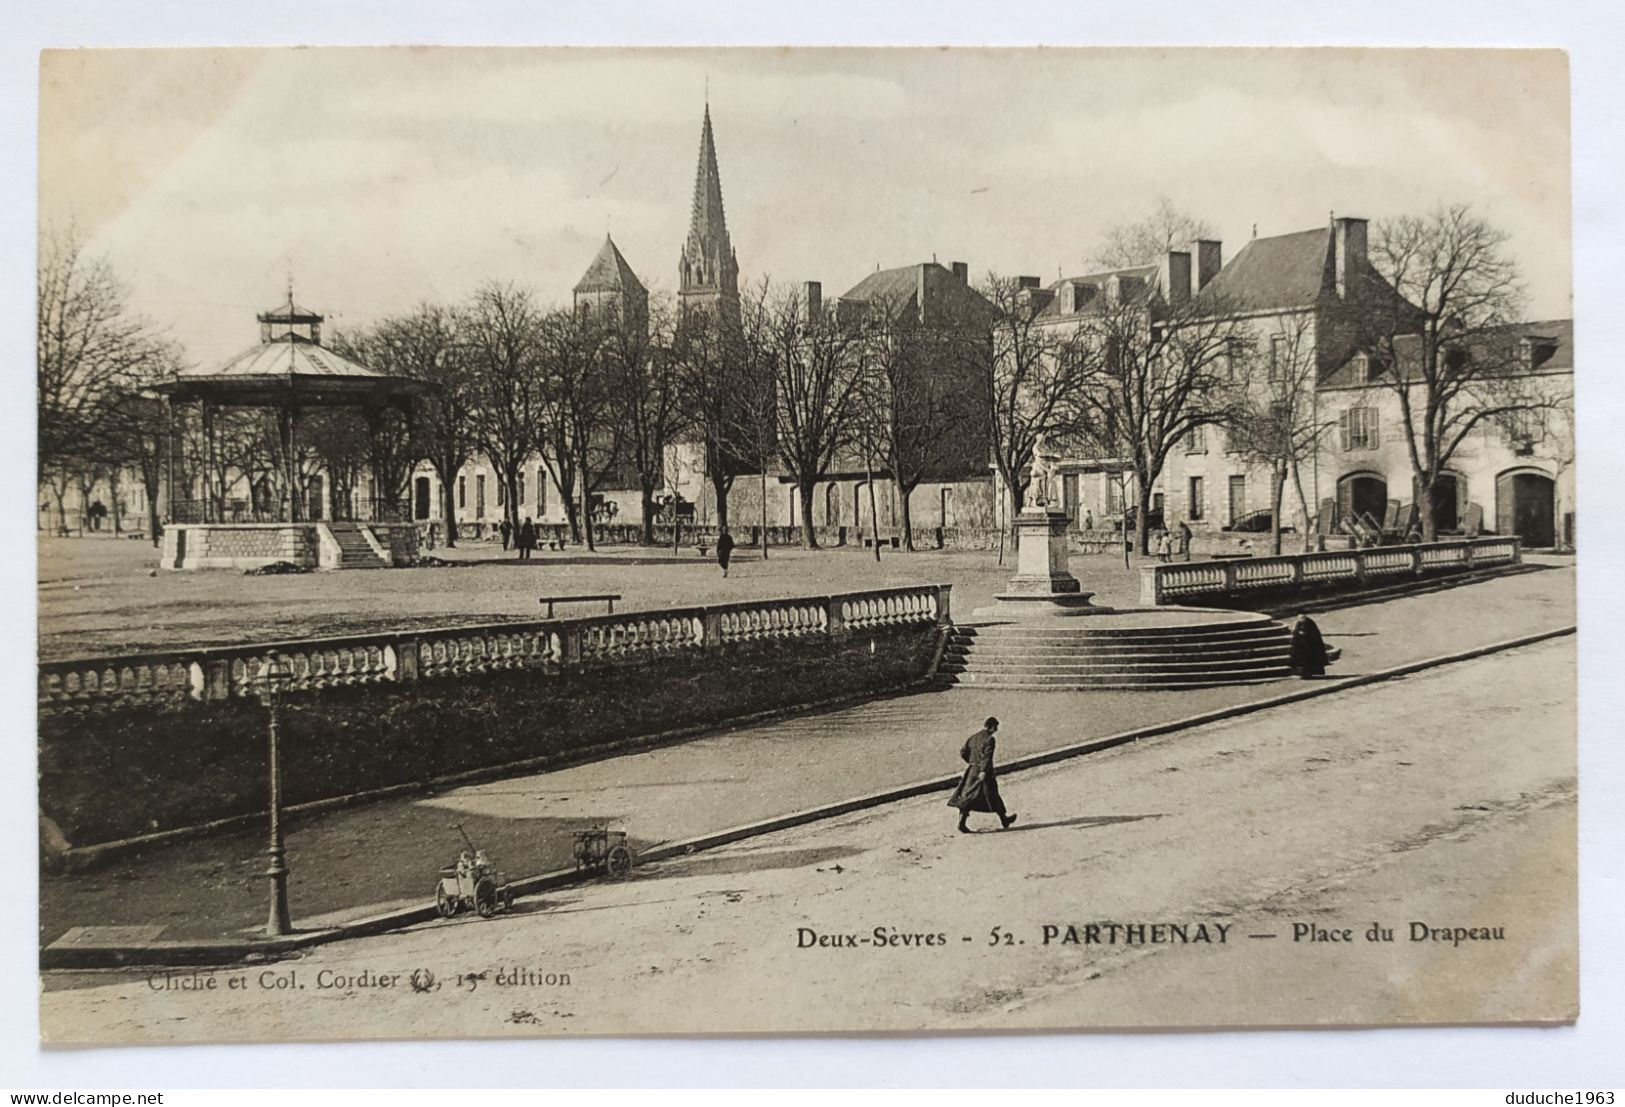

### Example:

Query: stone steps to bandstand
xmin=326 ymin=523 xmax=391 ymax=569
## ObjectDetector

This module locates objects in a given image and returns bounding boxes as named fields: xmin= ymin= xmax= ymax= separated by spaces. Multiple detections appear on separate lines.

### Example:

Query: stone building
xmin=1015 ymin=217 xmax=1575 ymax=550
xmin=765 ymin=260 xmax=996 ymax=536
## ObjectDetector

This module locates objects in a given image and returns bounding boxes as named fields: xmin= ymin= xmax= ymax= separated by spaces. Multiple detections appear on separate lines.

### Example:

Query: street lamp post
xmin=257 ymin=654 xmax=294 ymax=937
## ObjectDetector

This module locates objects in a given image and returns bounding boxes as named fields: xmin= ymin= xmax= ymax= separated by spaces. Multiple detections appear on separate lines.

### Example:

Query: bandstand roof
xmin=155 ymin=333 xmax=431 ymax=409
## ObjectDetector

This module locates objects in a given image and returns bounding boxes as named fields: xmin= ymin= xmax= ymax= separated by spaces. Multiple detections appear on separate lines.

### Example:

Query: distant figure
xmin=1155 ymin=529 xmax=1173 ymax=562
xmin=517 ymin=516 xmax=537 ymax=560
xmin=716 ymin=527 xmax=735 ymax=578
xmin=948 ymin=717 xmax=1017 ymax=834
xmin=1289 ymin=613 xmax=1330 ymax=678
xmin=499 ymin=518 xmax=512 ymax=550
xmin=1178 ymin=520 xmax=1193 ymax=561
xmin=1082 ymin=509 xmax=1094 ymax=531
xmin=88 ymin=500 xmax=107 ymax=531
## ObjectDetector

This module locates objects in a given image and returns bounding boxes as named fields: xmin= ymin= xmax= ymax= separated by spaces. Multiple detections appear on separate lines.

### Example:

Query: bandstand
xmin=153 ymin=294 xmax=431 ymax=571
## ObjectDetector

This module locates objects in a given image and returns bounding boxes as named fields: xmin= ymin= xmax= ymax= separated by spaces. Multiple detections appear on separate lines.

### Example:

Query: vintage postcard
xmin=36 ymin=46 xmax=1576 ymax=1043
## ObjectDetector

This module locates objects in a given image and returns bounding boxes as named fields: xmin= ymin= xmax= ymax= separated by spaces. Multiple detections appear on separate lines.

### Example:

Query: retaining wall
xmin=39 ymin=586 xmax=950 ymax=851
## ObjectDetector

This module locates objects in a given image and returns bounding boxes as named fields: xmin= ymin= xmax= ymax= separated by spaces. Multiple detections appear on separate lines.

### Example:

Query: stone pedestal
xmin=973 ymin=508 xmax=1109 ymax=619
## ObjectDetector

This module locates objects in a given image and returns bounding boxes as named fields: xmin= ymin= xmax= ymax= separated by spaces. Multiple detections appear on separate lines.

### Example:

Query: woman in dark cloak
xmin=1289 ymin=612 xmax=1330 ymax=678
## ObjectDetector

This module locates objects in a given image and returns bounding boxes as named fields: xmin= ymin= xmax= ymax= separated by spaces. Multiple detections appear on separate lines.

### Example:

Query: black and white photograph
xmin=31 ymin=45 xmax=1583 ymax=1046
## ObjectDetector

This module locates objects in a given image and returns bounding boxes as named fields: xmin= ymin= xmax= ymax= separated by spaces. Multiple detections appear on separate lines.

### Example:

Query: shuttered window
xmin=1341 ymin=407 xmax=1380 ymax=450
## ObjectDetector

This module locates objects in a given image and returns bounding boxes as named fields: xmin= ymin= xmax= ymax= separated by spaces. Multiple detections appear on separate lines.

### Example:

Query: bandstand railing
xmin=38 ymin=584 xmax=953 ymax=717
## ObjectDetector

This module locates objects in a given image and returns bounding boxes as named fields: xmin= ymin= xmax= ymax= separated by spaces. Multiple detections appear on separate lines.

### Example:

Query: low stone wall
xmin=161 ymin=524 xmax=319 ymax=571
xmin=1139 ymin=537 xmax=1522 ymax=607
xmin=39 ymin=586 xmax=951 ymax=850
xmin=370 ymin=521 xmax=421 ymax=566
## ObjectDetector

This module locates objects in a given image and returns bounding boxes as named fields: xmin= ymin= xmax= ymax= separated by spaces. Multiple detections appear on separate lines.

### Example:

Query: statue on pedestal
xmin=1029 ymin=433 xmax=1062 ymax=509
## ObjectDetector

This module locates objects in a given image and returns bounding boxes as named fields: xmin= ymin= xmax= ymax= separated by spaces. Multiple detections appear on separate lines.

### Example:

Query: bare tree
xmin=606 ymin=294 xmax=687 ymax=545
xmin=37 ymin=228 xmax=173 ymax=484
xmin=1223 ymin=314 xmax=1332 ymax=554
xmin=1092 ymin=197 xmax=1215 ymax=269
xmin=466 ymin=283 xmax=547 ymax=542
xmin=973 ymin=275 xmax=1091 ymax=531
xmin=1076 ymin=293 xmax=1245 ymax=556
xmin=329 ymin=327 xmax=421 ymax=517
xmin=365 ymin=304 xmax=476 ymax=544
xmin=730 ymin=280 xmax=781 ymax=555
xmin=769 ymin=282 xmax=866 ymax=549
xmin=1360 ymin=205 xmax=1563 ymax=540
xmin=855 ymin=292 xmax=989 ymax=551
xmin=538 ymin=306 xmax=619 ymax=551
xmin=671 ymin=305 xmax=751 ymax=531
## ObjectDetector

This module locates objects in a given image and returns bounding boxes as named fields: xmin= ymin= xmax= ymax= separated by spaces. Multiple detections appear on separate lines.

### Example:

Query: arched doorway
xmin=1496 ymin=469 xmax=1555 ymax=548
xmin=1336 ymin=472 xmax=1387 ymax=527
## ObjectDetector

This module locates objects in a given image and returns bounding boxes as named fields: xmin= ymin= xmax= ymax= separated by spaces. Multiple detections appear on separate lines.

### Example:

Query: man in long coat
xmin=517 ymin=516 xmax=537 ymax=561
xmin=1289 ymin=612 xmax=1330 ymax=678
xmin=716 ymin=527 xmax=735 ymax=578
xmin=948 ymin=716 xmax=1017 ymax=833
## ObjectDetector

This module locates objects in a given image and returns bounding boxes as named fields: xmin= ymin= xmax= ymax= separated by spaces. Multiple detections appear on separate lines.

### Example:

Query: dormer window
xmin=1520 ymin=336 xmax=1558 ymax=371
xmin=1352 ymin=353 xmax=1384 ymax=384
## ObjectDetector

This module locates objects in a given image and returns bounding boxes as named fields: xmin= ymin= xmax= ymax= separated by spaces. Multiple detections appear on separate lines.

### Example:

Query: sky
xmin=39 ymin=47 xmax=1572 ymax=369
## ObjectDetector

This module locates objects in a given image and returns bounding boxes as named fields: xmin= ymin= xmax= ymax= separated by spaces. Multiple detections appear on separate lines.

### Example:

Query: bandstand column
xmin=164 ymin=397 xmax=177 ymax=524
xmin=278 ymin=402 xmax=298 ymax=524
xmin=201 ymin=399 xmax=217 ymax=524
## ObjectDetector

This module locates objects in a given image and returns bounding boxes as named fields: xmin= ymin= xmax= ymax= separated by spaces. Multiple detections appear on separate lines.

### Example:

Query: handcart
xmin=434 ymin=823 xmax=515 ymax=919
xmin=572 ymin=826 xmax=635 ymax=879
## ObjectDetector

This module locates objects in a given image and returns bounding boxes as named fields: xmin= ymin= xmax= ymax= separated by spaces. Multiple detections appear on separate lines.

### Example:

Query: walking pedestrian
xmin=947 ymin=717 xmax=1017 ymax=834
xmin=499 ymin=518 xmax=512 ymax=550
xmin=1155 ymin=529 xmax=1172 ymax=562
xmin=716 ymin=527 xmax=735 ymax=578
xmin=1289 ymin=612 xmax=1330 ymax=678
xmin=517 ymin=516 xmax=537 ymax=560
xmin=1178 ymin=520 xmax=1193 ymax=561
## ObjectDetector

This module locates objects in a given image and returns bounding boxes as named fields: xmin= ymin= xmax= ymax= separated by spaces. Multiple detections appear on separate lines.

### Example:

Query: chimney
xmin=1159 ymin=250 xmax=1193 ymax=306
xmin=1191 ymin=240 xmax=1222 ymax=291
xmin=1334 ymin=217 xmax=1368 ymax=298
xmin=951 ymin=261 xmax=968 ymax=284
xmin=803 ymin=280 xmax=822 ymax=320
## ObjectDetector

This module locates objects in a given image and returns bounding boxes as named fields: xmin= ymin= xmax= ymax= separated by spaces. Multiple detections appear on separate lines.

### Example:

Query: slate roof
xmin=1193 ymin=228 xmax=1334 ymax=313
xmin=1036 ymin=265 xmax=1158 ymax=318
xmin=1321 ymin=318 xmax=1574 ymax=388
xmin=574 ymin=235 xmax=646 ymax=295
xmin=837 ymin=262 xmax=994 ymax=325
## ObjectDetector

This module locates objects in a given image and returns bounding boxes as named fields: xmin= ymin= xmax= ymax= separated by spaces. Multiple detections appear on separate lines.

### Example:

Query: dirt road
xmin=41 ymin=636 xmax=1576 ymax=1041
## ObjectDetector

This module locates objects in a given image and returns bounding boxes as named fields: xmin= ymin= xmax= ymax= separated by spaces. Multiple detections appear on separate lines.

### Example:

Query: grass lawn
xmin=38 ymin=533 xmax=1155 ymax=659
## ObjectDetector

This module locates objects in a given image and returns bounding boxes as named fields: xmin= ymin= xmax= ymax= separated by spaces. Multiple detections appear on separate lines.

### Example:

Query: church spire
xmin=679 ymin=103 xmax=738 ymax=312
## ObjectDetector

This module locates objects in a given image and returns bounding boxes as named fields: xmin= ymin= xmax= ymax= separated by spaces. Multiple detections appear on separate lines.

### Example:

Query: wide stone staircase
xmin=326 ymin=522 xmax=391 ymax=569
xmin=937 ymin=612 xmax=1297 ymax=690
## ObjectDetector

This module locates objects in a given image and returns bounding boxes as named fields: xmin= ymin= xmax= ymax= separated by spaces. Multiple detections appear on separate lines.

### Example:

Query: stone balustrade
xmin=1139 ymin=537 xmax=1522 ymax=606
xmin=38 ymin=584 xmax=953 ymax=717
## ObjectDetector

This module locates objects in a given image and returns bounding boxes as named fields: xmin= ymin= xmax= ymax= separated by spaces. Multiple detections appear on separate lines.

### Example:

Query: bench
xmin=538 ymin=593 xmax=621 ymax=618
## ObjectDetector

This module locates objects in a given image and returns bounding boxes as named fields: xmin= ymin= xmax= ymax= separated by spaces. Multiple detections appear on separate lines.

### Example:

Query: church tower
xmin=573 ymin=234 xmax=648 ymax=330
xmin=678 ymin=104 xmax=740 ymax=315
